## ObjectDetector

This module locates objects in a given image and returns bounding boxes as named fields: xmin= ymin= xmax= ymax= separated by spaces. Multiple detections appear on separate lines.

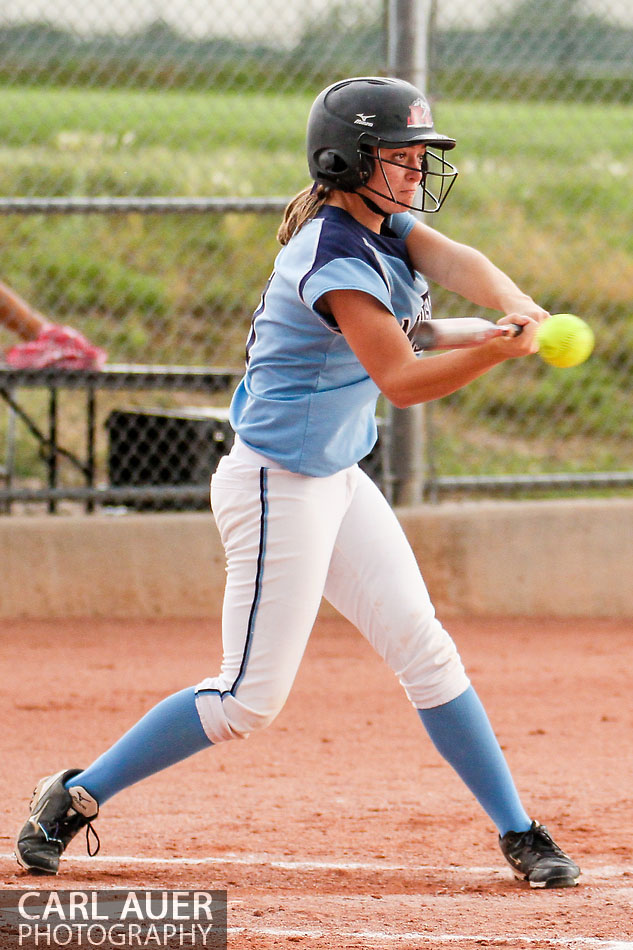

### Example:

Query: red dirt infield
xmin=1 ymin=615 xmax=632 ymax=948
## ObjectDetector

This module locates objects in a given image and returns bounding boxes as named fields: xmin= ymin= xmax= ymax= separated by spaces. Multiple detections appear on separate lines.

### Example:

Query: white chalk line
xmin=3 ymin=852 xmax=631 ymax=948
xmin=227 ymin=930 xmax=633 ymax=949
xmin=1 ymin=850 xmax=631 ymax=883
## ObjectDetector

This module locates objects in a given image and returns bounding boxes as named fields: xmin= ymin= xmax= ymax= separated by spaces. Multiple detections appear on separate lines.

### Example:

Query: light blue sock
xmin=65 ymin=687 xmax=212 ymax=805
xmin=417 ymin=686 xmax=531 ymax=837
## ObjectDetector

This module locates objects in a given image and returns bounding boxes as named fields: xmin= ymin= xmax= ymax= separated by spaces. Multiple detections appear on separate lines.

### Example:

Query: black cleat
xmin=16 ymin=769 xmax=100 ymax=874
xmin=499 ymin=820 xmax=580 ymax=888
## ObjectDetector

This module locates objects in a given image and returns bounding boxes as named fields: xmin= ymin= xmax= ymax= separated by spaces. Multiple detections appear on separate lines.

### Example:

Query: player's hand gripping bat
xmin=412 ymin=317 xmax=523 ymax=350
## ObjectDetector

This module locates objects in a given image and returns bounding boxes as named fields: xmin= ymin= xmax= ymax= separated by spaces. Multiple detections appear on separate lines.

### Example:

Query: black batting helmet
xmin=307 ymin=76 xmax=457 ymax=213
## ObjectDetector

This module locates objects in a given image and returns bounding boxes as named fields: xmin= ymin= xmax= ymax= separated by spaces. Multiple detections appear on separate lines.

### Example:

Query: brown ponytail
xmin=277 ymin=184 xmax=331 ymax=245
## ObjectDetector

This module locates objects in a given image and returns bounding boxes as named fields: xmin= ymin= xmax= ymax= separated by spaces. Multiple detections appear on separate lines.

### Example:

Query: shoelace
xmin=523 ymin=825 xmax=567 ymax=859
xmin=43 ymin=814 xmax=101 ymax=857
xmin=85 ymin=821 xmax=101 ymax=857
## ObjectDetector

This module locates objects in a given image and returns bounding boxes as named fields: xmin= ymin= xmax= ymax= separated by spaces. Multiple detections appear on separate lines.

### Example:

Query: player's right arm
xmin=322 ymin=289 xmax=538 ymax=409
xmin=403 ymin=220 xmax=548 ymax=325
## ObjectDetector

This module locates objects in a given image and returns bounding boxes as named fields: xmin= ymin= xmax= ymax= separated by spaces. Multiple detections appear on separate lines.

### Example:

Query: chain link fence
xmin=0 ymin=0 xmax=632 ymax=510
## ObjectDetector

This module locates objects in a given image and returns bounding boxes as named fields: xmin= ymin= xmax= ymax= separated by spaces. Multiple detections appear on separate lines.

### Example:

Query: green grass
xmin=0 ymin=87 xmax=311 ymax=151
xmin=0 ymin=87 xmax=311 ymax=199
xmin=1 ymin=87 xmax=633 ymax=483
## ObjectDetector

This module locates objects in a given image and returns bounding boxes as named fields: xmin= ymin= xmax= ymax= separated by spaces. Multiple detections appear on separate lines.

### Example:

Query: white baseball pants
xmin=195 ymin=438 xmax=469 ymax=743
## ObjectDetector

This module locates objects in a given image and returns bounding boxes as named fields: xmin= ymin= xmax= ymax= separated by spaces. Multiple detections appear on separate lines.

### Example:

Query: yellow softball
xmin=536 ymin=313 xmax=595 ymax=368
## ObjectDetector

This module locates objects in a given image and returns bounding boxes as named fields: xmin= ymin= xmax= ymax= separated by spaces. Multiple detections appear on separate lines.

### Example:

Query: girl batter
xmin=17 ymin=76 xmax=580 ymax=889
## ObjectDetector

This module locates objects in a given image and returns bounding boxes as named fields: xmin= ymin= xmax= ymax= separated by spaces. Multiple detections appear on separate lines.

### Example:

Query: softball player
xmin=16 ymin=76 xmax=580 ymax=888
xmin=0 ymin=278 xmax=106 ymax=369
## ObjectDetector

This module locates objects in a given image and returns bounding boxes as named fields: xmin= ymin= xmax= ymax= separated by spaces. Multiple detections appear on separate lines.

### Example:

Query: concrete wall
xmin=1 ymin=498 xmax=632 ymax=619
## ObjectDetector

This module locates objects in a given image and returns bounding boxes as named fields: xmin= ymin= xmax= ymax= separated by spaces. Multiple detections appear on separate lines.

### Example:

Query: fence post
xmin=386 ymin=0 xmax=434 ymax=505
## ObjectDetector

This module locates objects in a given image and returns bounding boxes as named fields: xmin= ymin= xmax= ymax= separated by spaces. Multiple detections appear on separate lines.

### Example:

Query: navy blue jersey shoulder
xmin=298 ymin=205 xmax=414 ymax=307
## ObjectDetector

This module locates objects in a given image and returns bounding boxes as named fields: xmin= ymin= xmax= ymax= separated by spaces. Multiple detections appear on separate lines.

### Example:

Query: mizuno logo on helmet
xmin=407 ymin=98 xmax=433 ymax=128
xmin=354 ymin=113 xmax=375 ymax=127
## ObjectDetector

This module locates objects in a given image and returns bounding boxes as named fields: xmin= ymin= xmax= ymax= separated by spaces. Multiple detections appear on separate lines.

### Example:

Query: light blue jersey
xmin=230 ymin=205 xmax=431 ymax=476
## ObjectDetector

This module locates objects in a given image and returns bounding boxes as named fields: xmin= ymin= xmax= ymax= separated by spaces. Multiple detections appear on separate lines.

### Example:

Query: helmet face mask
xmin=359 ymin=144 xmax=458 ymax=214
xmin=307 ymin=76 xmax=458 ymax=214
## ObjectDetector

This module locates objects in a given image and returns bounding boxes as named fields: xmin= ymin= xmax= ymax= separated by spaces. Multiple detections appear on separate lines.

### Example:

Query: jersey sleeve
xmin=386 ymin=212 xmax=417 ymax=239
xmin=300 ymin=257 xmax=395 ymax=317
xmin=297 ymin=216 xmax=399 ymax=319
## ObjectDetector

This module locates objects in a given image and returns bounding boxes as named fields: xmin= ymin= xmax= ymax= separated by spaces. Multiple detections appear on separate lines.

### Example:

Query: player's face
xmin=363 ymin=145 xmax=427 ymax=212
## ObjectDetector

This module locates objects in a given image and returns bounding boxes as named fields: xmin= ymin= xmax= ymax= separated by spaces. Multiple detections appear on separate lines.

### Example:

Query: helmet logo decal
xmin=354 ymin=113 xmax=376 ymax=127
xmin=407 ymin=97 xmax=433 ymax=128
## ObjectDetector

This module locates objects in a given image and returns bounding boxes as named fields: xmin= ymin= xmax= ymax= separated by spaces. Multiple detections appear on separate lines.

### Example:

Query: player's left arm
xmin=323 ymin=289 xmax=538 ymax=409
xmin=404 ymin=220 xmax=549 ymax=324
